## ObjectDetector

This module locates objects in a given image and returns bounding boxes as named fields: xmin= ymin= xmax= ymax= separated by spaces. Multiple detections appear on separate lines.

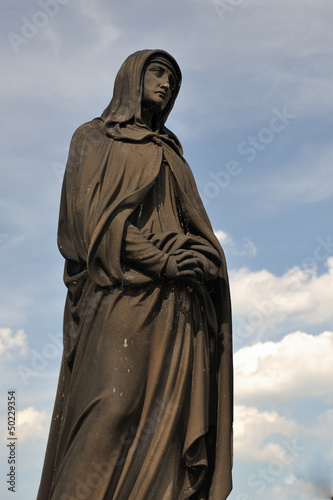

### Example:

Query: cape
xmin=37 ymin=49 xmax=233 ymax=500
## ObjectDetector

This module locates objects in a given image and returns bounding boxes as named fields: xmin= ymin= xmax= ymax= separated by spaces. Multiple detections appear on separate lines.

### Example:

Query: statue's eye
xmin=148 ymin=65 xmax=176 ymax=91
xmin=149 ymin=66 xmax=164 ymax=77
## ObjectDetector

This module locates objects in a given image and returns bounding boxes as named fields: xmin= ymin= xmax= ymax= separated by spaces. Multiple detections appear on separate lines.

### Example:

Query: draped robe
xmin=37 ymin=50 xmax=233 ymax=500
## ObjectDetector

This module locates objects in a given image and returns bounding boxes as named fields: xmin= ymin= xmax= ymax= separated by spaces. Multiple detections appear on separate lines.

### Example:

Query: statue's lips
xmin=155 ymin=90 xmax=167 ymax=98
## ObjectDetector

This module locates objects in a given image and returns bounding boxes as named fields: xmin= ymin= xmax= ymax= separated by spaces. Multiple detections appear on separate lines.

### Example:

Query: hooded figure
xmin=37 ymin=49 xmax=233 ymax=500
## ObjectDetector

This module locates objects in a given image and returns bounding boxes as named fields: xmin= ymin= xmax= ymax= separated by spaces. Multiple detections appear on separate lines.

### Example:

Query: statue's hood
xmin=101 ymin=49 xmax=182 ymax=132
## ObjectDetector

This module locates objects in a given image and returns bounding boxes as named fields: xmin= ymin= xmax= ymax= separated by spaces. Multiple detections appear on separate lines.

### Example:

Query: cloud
xmin=231 ymin=257 xmax=333 ymax=342
xmin=4 ymin=0 xmax=333 ymax=136
xmin=234 ymin=405 xmax=299 ymax=462
xmin=0 ymin=2 xmax=332 ymax=499
xmin=214 ymin=229 xmax=257 ymax=256
xmin=214 ymin=229 xmax=233 ymax=245
xmin=235 ymin=331 xmax=333 ymax=403
xmin=17 ymin=406 xmax=49 ymax=444
xmin=268 ymin=477 xmax=329 ymax=500
xmin=312 ymin=410 xmax=333 ymax=454
xmin=0 ymin=328 xmax=28 ymax=359
xmin=233 ymin=403 xmax=333 ymax=498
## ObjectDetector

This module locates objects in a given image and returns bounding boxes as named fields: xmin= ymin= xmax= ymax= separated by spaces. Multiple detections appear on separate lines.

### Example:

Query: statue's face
xmin=142 ymin=62 xmax=176 ymax=111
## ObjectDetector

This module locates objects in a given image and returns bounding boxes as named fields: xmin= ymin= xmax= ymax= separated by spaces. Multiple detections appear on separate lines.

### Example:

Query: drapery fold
xmin=38 ymin=49 xmax=232 ymax=500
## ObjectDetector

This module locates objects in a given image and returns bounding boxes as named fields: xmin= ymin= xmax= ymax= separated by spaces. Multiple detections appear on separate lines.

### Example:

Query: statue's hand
xmin=164 ymin=250 xmax=204 ymax=283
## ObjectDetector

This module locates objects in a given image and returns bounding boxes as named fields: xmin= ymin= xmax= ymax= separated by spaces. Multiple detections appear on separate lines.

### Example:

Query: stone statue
xmin=37 ymin=49 xmax=233 ymax=500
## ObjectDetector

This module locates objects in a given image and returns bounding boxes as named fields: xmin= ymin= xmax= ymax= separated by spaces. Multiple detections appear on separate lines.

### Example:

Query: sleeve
xmin=122 ymin=222 xmax=169 ymax=278
xmin=185 ymin=236 xmax=221 ymax=281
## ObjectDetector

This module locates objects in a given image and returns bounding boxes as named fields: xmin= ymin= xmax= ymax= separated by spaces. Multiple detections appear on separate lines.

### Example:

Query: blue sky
xmin=1 ymin=1 xmax=333 ymax=498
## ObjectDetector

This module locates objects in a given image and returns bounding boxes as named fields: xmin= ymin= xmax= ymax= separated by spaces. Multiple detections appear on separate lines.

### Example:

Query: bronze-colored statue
xmin=38 ymin=49 xmax=233 ymax=500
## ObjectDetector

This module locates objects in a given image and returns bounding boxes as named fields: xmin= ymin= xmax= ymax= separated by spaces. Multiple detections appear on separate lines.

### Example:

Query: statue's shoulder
xmin=67 ymin=119 xmax=108 ymax=168
xmin=71 ymin=118 xmax=105 ymax=144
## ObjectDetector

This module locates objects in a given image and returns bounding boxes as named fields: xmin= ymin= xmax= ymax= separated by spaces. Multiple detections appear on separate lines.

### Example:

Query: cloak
xmin=37 ymin=49 xmax=233 ymax=500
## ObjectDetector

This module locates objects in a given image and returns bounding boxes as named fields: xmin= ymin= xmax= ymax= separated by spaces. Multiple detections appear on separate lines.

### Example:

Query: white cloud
xmin=312 ymin=410 xmax=333 ymax=456
xmin=214 ymin=229 xmax=233 ymax=245
xmin=268 ymin=477 xmax=329 ymax=500
xmin=234 ymin=404 xmax=333 ymax=497
xmin=17 ymin=406 xmax=49 ymax=444
xmin=234 ymin=405 xmax=299 ymax=462
xmin=1 ymin=3 xmax=332 ymax=499
xmin=214 ymin=230 xmax=257 ymax=256
xmin=0 ymin=328 xmax=28 ymax=359
xmin=231 ymin=257 xmax=333 ymax=341
xmin=235 ymin=331 xmax=333 ymax=403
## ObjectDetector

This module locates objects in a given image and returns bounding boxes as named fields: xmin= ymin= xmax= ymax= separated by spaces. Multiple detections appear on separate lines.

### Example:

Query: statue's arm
xmin=123 ymin=222 xmax=220 ymax=283
xmin=122 ymin=222 xmax=169 ymax=277
xmin=183 ymin=234 xmax=221 ymax=280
